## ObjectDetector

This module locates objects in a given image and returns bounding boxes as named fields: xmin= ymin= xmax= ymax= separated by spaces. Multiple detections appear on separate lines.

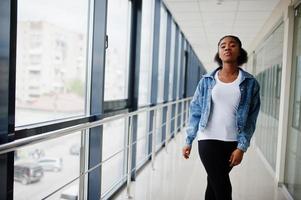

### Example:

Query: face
xmin=218 ymin=37 xmax=240 ymax=64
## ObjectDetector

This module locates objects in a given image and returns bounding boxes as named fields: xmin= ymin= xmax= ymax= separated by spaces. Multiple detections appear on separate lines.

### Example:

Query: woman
xmin=182 ymin=35 xmax=261 ymax=200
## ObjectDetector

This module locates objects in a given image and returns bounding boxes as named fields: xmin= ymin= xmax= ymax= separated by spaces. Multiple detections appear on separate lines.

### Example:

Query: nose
xmin=224 ymin=45 xmax=231 ymax=51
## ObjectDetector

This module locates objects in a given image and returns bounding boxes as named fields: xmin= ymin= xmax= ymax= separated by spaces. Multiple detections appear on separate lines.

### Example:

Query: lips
xmin=224 ymin=52 xmax=232 ymax=56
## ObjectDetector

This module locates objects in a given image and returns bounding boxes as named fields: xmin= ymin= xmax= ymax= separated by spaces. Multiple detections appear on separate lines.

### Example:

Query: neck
xmin=220 ymin=63 xmax=239 ymax=74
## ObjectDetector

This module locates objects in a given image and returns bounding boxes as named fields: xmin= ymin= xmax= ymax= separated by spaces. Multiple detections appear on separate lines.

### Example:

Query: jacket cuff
xmin=237 ymin=143 xmax=248 ymax=152
xmin=185 ymin=138 xmax=193 ymax=147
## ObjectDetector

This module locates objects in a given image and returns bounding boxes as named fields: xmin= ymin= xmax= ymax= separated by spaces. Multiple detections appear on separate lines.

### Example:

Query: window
xmin=29 ymin=54 xmax=42 ymax=65
xmin=136 ymin=112 xmax=149 ymax=168
xmin=168 ymin=22 xmax=176 ymax=101
xmin=292 ymin=56 xmax=301 ymax=129
xmin=138 ymin=0 xmax=155 ymax=107
xmin=101 ymin=119 xmax=126 ymax=198
xmin=157 ymin=5 xmax=167 ymax=103
xmin=276 ymin=64 xmax=282 ymax=99
xmin=16 ymin=0 xmax=90 ymax=126
xmin=176 ymin=33 xmax=183 ymax=99
xmin=285 ymin=7 xmax=301 ymax=199
xmin=254 ymin=22 xmax=284 ymax=170
xmin=14 ymin=133 xmax=82 ymax=199
xmin=104 ymin=0 xmax=131 ymax=101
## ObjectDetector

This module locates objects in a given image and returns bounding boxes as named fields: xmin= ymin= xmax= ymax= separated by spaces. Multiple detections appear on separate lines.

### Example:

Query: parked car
xmin=60 ymin=185 xmax=78 ymax=200
xmin=69 ymin=144 xmax=80 ymax=156
xmin=38 ymin=157 xmax=63 ymax=172
xmin=29 ymin=148 xmax=45 ymax=160
xmin=14 ymin=163 xmax=43 ymax=185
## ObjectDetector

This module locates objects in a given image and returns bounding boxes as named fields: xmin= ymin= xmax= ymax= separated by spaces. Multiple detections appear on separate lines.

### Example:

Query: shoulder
xmin=240 ymin=68 xmax=254 ymax=78
xmin=239 ymin=69 xmax=260 ymax=91
xmin=240 ymin=69 xmax=259 ymax=83
xmin=202 ymin=67 xmax=219 ymax=79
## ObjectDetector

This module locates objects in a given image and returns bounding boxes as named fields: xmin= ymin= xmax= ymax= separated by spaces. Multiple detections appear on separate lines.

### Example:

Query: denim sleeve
xmin=185 ymin=78 xmax=203 ymax=147
xmin=237 ymin=81 xmax=261 ymax=152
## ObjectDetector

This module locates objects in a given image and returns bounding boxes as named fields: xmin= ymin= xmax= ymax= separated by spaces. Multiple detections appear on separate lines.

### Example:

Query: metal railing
xmin=0 ymin=97 xmax=192 ymax=200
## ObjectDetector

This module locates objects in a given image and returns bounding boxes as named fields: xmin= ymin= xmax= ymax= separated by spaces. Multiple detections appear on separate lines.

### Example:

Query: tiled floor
xmin=113 ymin=131 xmax=291 ymax=200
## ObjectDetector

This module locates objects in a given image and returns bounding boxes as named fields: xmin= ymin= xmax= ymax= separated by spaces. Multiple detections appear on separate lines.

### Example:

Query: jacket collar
xmin=203 ymin=66 xmax=253 ymax=80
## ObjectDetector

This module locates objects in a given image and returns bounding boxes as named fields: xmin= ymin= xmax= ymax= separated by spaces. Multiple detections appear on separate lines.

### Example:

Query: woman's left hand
xmin=229 ymin=148 xmax=244 ymax=167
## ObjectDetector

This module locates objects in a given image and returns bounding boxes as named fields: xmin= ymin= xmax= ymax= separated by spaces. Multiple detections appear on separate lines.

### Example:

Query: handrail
xmin=0 ymin=97 xmax=192 ymax=155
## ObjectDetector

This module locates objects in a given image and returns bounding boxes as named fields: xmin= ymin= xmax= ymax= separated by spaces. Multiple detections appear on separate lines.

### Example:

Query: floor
xmin=113 ymin=130 xmax=291 ymax=200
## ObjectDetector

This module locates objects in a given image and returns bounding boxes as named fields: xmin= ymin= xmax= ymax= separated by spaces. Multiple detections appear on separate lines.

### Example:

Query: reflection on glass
xmin=104 ymin=0 xmax=131 ymax=101
xmin=138 ymin=0 xmax=154 ymax=106
xmin=14 ymin=133 xmax=81 ymax=200
xmin=102 ymin=118 xmax=126 ymax=196
xmin=254 ymin=22 xmax=284 ymax=170
xmin=16 ymin=0 xmax=90 ymax=126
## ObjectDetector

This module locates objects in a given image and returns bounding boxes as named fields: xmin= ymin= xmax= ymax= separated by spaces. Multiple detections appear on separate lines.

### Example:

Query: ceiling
xmin=163 ymin=0 xmax=281 ymax=71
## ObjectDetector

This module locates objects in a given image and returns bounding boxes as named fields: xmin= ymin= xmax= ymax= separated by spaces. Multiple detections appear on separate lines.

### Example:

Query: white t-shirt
xmin=198 ymin=69 xmax=242 ymax=141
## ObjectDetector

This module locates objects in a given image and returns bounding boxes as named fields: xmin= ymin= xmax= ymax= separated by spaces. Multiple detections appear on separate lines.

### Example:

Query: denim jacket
xmin=186 ymin=67 xmax=261 ymax=152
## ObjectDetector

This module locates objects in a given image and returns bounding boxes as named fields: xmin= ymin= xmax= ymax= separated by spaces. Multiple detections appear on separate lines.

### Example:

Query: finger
xmin=185 ymin=150 xmax=190 ymax=158
xmin=230 ymin=157 xmax=236 ymax=167
xmin=182 ymin=148 xmax=187 ymax=155
xmin=183 ymin=150 xmax=189 ymax=159
xmin=229 ymin=154 xmax=233 ymax=162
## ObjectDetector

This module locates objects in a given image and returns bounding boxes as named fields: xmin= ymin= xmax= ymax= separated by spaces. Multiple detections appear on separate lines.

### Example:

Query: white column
xmin=275 ymin=5 xmax=294 ymax=184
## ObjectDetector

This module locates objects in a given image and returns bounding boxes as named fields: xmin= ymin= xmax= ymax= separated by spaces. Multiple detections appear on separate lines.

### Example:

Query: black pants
xmin=198 ymin=140 xmax=237 ymax=200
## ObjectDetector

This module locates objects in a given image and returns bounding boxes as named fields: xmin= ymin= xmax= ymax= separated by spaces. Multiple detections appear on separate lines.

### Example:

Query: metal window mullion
xmin=0 ymin=0 xmax=16 ymax=199
xmin=127 ymin=0 xmax=142 ymax=181
xmin=88 ymin=0 xmax=107 ymax=199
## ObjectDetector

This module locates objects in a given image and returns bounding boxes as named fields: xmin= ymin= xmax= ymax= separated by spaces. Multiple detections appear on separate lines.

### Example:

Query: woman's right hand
xmin=182 ymin=145 xmax=191 ymax=159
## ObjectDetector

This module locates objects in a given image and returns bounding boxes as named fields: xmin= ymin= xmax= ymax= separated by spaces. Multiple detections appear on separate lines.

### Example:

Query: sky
xmin=18 ymin=0 xmax=90 ymax=33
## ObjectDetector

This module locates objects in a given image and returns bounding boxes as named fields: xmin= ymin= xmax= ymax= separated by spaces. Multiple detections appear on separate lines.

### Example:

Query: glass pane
xmin=285 ymin=5 xmax=301 ymax=199
xmin=47 ymin=181 xmax=80 ymax=200
xmin=176 ymin=34 xmax=182 ymax=98
xmin=156 ymin=108 xmax=163 ymax=149
xmin=157 ymin=5 xmax=167 ymax=103
xmin=104 ymin=0 xmax=131 ymax=101
xmin=16 ymin=0 xmax=90 ymax=126
xmin=254 ymin=22 xmax=284 ymax=170
xmin=136 ymin=112 xmax=149 ymax=167
xmin=138 ymin=0 xmax=154 ymax=107
xmin=168 ymin=22 xmax=176 ymax=101
xmin=14 ymin=133 xmax=81 ymax=200
xmin=102 ymin=118 xmax=126 ymax=196
xmin=293 ymin=56 xmax=301 ymax=128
